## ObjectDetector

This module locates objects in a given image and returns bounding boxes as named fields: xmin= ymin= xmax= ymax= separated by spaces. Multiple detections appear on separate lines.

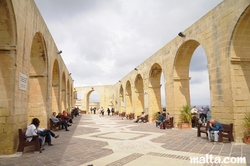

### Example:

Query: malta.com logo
xmin=190 ymin=154 xmax=246 ymax=164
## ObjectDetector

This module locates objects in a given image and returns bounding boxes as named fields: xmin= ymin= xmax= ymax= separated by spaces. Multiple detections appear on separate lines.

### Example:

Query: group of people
xmin=155 ymin=110 xmax=171 ymax=129
xmin=190 ymin=106 xmax=224 ymax=144
xmin=25 ymin=108 xmax=79 ymax=153
xmin=133 ymin=109 xmax=171 ymax=128
xmin=90 ymin=107 xmax=97 ymax=114
xmin=190 ymin=105 xmax=210 ymax=127
xmin=96 ymin=107 xmax=115 ymax=116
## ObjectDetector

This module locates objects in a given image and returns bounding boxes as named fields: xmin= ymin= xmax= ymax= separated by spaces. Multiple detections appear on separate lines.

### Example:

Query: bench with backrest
xmin=126 ymin=113 xmax=134 ymax=120
xmin=120 ymin=112 xmax=126 ymax=119
xmin=219 ymin=123 xmax=234 ymax=142
xmin=49 ymin=118 xmax=61 ymax=131
xmin=136 ymin=114 xmax=148 ymax=123
xmin=197 ymin=121 xmax=210 ymax=138
xmin=164 ymin=117 xmax=174 ymax=129
xmin=197 ymin=122 xmax=234 ymax=143
xmin=17 ymin=128 xmax=40 ymax=153
xmin=126 ymin=113 xmax=130 ymax=120
xmin=129 ymin=113 xmax=134 ymax=120
xmin=141 ymin=114 xmax=148 ymax=123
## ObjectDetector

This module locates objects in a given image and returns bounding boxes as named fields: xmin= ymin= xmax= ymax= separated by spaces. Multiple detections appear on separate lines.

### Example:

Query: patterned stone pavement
xmin=0 ymin=114 xmax=249 ymax=166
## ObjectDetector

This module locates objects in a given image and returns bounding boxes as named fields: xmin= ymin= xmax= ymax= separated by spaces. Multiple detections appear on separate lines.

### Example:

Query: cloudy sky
xmin=34 ymin=0 xmax=222 ymax=106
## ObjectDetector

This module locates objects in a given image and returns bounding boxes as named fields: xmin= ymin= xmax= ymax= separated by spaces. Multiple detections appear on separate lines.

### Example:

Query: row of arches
xmin=80 ymin=2 xmax=250 ymax=143
xmin=0 ymin=0 xmax=75 ymax=154
xmin=28 ymin=32 xmax=74 ymax=127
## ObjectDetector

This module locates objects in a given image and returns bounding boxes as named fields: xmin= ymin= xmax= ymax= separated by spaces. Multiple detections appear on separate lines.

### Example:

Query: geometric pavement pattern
xmin=0 ymin=114 xmax=249 ymax=166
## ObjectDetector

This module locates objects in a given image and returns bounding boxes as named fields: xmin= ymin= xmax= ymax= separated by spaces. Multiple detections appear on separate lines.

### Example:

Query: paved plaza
xmin=0 ymin=114 xmax=249 ymax=166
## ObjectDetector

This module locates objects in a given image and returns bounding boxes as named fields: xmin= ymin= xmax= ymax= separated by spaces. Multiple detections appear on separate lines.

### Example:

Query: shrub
xmin=180 ymin=105 xmax=192 ymax=123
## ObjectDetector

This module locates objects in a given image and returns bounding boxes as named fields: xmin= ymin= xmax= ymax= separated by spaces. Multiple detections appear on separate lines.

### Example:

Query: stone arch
xmin=52 ymin=59 xmax=60 ymax=113
xmin=0 ymin=0 xmax=17 ymax=155
xmin=148 ymin=63 xmax=162 ymax=120
xmin=0 ymin=0 xmax=16 ymax=45
xmin=229 ymin=5 xmax=250 ymax=141
xmin=28 ymin=32 xmax=48 ymax=127
xmin=174 ymin=40 xmax=200 ymax=107
xmin=86 ymin=89 xmax=99 ymax=113
xmin=134 ymin=74 xmax=144 ymax=116
xmin=125 ymin=80 xmax=132 ymax=113
xmin=61 ymin=72 xmax=66 ymax=111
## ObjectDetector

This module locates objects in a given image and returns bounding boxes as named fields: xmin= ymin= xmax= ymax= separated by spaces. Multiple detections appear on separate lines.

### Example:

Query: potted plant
xmin=152 ymin=112 xmax=160 ymax=123
xmin=179 ymin=105 xmax=192 ymax=129
xmin=243 ymin=112 xmax=250 ymax=144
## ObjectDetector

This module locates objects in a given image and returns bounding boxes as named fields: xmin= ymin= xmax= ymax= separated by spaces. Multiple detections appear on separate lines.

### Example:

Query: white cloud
xmin=35 ymin=0 xmax=222 ymax=105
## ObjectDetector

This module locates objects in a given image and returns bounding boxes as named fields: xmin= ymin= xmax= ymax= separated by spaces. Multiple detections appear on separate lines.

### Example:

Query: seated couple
xmin=51 ymin=112 xmax=70 ymax=131
xmin=25 ymin=118 xmax=59 ymax=153
xmin=155 ymin=111 xmax=170 ymax=128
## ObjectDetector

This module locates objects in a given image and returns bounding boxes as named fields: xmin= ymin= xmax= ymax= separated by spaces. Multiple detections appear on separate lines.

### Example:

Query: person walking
xmin=107 ymin=108 xmax=111 ymax=116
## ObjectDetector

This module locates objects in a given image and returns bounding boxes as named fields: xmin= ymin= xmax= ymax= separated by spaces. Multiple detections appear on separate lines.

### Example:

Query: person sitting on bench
xmin=51 ymin=112 xmax=70 ymax=131
xmin=26 ymin=118 xmax=59 ymax=152
xmin=207 ymin=119 xmax=224 ymax=144
xmin=156 ymin=112 xmax=165 ymax=127
xmin=134 ymin=112 xmax=147 ymax=123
